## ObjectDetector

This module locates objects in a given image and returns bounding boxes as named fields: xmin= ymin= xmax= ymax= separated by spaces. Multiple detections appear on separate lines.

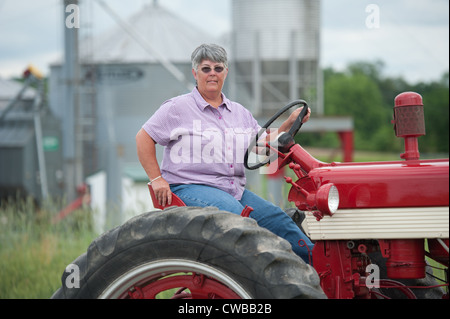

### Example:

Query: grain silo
xmin=230 ymin=0 xmax=322 ymax=117
xmin=50 ymin=1 xmax=217 ymax=174
xmin=229 ymin=0 xmax=354 ymax=206
xmin=49 ymin=1 xmax=218 ymax=228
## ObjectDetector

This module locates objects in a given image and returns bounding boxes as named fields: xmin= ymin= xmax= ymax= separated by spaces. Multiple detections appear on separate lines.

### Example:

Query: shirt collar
xmin=193 ymin=87 xmax=232 ymax=112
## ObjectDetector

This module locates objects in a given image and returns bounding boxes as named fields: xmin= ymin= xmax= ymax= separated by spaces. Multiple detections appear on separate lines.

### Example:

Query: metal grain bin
xmin=230 ymin=0 xmax=322 ymax=116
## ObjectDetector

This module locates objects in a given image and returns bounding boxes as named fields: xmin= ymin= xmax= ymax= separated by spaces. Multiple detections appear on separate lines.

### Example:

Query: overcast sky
xmin=0 ymin=0 xmax=448 ymax=83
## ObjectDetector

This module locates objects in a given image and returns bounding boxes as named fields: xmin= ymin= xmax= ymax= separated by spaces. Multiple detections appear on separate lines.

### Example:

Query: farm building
xmin=0 ymin=75 xmax=63 ymax=202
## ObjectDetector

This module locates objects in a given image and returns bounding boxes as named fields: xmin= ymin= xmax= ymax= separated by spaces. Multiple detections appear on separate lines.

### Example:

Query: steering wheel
xmin=244 ymin=100 xmax=310 ymax=170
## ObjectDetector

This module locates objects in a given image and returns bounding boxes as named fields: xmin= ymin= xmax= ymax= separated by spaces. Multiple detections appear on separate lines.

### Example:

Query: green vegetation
xmin=0 ymin=197 xmax=96 ymax=299
xmin=300 ymin=61 xmax=449 ymax=155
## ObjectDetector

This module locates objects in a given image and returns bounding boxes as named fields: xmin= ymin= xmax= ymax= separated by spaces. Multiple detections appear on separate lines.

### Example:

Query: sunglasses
xmin=200 ymin=66 xmax=225 ymax=74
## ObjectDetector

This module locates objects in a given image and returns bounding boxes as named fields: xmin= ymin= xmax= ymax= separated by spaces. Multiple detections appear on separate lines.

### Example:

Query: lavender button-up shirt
xmin=142 ymin=88 xmax=261 ymax=200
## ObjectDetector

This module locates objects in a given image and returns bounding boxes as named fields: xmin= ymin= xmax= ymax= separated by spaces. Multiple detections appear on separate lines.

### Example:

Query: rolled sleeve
xmin=142 ymin=100 xmax=179 ymax=146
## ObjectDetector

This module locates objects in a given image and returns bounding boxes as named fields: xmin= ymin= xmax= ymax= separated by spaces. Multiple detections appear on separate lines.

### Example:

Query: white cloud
xmin=321 ymin=0 xmax=449 ymax=82
xmin=0 ymin=0 xmax=62 ymax=77
xmin=0 ymin=0 xmax=448 ymax=82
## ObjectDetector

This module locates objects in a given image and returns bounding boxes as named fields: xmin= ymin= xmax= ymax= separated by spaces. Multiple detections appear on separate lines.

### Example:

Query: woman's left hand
xmin=288 ymin=106 xmax=311 ymax=126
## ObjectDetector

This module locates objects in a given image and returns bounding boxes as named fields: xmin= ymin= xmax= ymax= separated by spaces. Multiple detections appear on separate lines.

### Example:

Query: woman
xmin=136 ymin=44 xmax=314 ymax=263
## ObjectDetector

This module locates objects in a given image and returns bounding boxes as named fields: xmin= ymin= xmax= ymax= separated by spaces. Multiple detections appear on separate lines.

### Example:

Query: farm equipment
xmin=53 ymin=92 xmax=448 ymax=299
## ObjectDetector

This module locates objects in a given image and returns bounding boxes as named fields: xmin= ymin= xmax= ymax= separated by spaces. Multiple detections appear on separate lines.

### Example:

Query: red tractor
xmin=53 ymin=92 xmax=448 ymax=299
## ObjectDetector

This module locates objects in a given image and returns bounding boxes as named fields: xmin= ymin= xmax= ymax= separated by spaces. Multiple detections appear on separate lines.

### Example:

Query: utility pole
xmin=63 ymin=0 xmax=83 ymax=201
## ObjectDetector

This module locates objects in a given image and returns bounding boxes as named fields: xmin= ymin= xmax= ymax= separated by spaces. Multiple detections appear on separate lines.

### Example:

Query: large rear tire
xmin=52 ymin=206 xmax=325 ymax=299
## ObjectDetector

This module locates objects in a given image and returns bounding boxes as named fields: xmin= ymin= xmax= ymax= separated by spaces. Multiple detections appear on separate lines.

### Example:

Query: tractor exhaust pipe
xmin=392 ymin=92 xmax=426 ymax=161
xmin=387 ymin=92 xmax=428 ymax=279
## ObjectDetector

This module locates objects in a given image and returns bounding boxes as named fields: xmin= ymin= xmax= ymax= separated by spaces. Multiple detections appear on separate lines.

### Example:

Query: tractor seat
xmin=148 ymin=183 xmax=186 ymax=210
xmin=148 ymin=183 xmax=254 ymax=217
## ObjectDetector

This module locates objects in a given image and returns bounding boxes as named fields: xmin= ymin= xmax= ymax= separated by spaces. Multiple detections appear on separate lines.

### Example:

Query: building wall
xmin=0 ymin=96 xmax=63 ymax=201
xmin=49 ymin=61 xmax=196 ymax=176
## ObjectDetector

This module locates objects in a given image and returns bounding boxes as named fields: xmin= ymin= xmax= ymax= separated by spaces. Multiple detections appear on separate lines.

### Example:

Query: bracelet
xmin=150 ymin=175 xmax=162 ymax=184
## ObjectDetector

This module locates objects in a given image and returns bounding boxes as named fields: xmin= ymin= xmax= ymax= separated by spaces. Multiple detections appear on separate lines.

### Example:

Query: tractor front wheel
xmin=52 ymin=206 xmax=325 ymax=299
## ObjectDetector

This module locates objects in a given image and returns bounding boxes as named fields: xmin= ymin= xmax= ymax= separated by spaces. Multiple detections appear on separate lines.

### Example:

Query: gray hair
xmin=191 ymin=44 xmax=228 ymax=71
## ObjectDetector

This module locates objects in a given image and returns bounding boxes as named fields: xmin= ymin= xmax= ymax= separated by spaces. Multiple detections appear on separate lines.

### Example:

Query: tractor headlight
xmin=316 ymin=184 xmax=340 ymax=216
xmin=328 ymin=185 xmax=340 ymax=214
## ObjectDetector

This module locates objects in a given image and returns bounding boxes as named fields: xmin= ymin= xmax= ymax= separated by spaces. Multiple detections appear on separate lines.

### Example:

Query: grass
xmin=0 ymin=197 xmax=97 ymax=299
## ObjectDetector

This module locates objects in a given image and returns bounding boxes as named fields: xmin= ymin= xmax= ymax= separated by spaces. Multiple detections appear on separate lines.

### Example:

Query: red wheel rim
xmin=128 ymin=273 xmax=242 ymax=299
xmin=99 ymin=259 xmax=251 ymax=299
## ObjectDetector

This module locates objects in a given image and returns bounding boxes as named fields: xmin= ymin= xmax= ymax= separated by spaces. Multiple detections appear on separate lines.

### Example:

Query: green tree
xmin=324 ymin=67 xmax=387 ymax=151
xmin=414 ymin=73 xmax=449 ymax=153
xmin=322 ymin=63 xmax=449 ymax=154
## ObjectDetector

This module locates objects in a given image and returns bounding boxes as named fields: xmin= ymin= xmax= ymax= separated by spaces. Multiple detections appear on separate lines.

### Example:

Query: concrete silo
xmin=230 ymin=0 xmax=322 ymax=117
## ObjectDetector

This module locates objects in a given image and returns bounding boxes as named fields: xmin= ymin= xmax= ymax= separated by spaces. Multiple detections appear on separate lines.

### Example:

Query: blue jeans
xmin=171 ymin=184 xmax=314 ymax=264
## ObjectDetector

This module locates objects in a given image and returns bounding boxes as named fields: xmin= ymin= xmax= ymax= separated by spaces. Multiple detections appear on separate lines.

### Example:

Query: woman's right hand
xmin=151 ymin=178 xmax=172 ymax=207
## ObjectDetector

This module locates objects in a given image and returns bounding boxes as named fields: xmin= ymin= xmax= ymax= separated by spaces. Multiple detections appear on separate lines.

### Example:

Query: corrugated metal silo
xmin=50 ymin=1 xmax=219 ymax=180
xmin=230 ymin=0 xmax=322 ymax=116
xmin=49 ymin=2 xmax=219 ymax=225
